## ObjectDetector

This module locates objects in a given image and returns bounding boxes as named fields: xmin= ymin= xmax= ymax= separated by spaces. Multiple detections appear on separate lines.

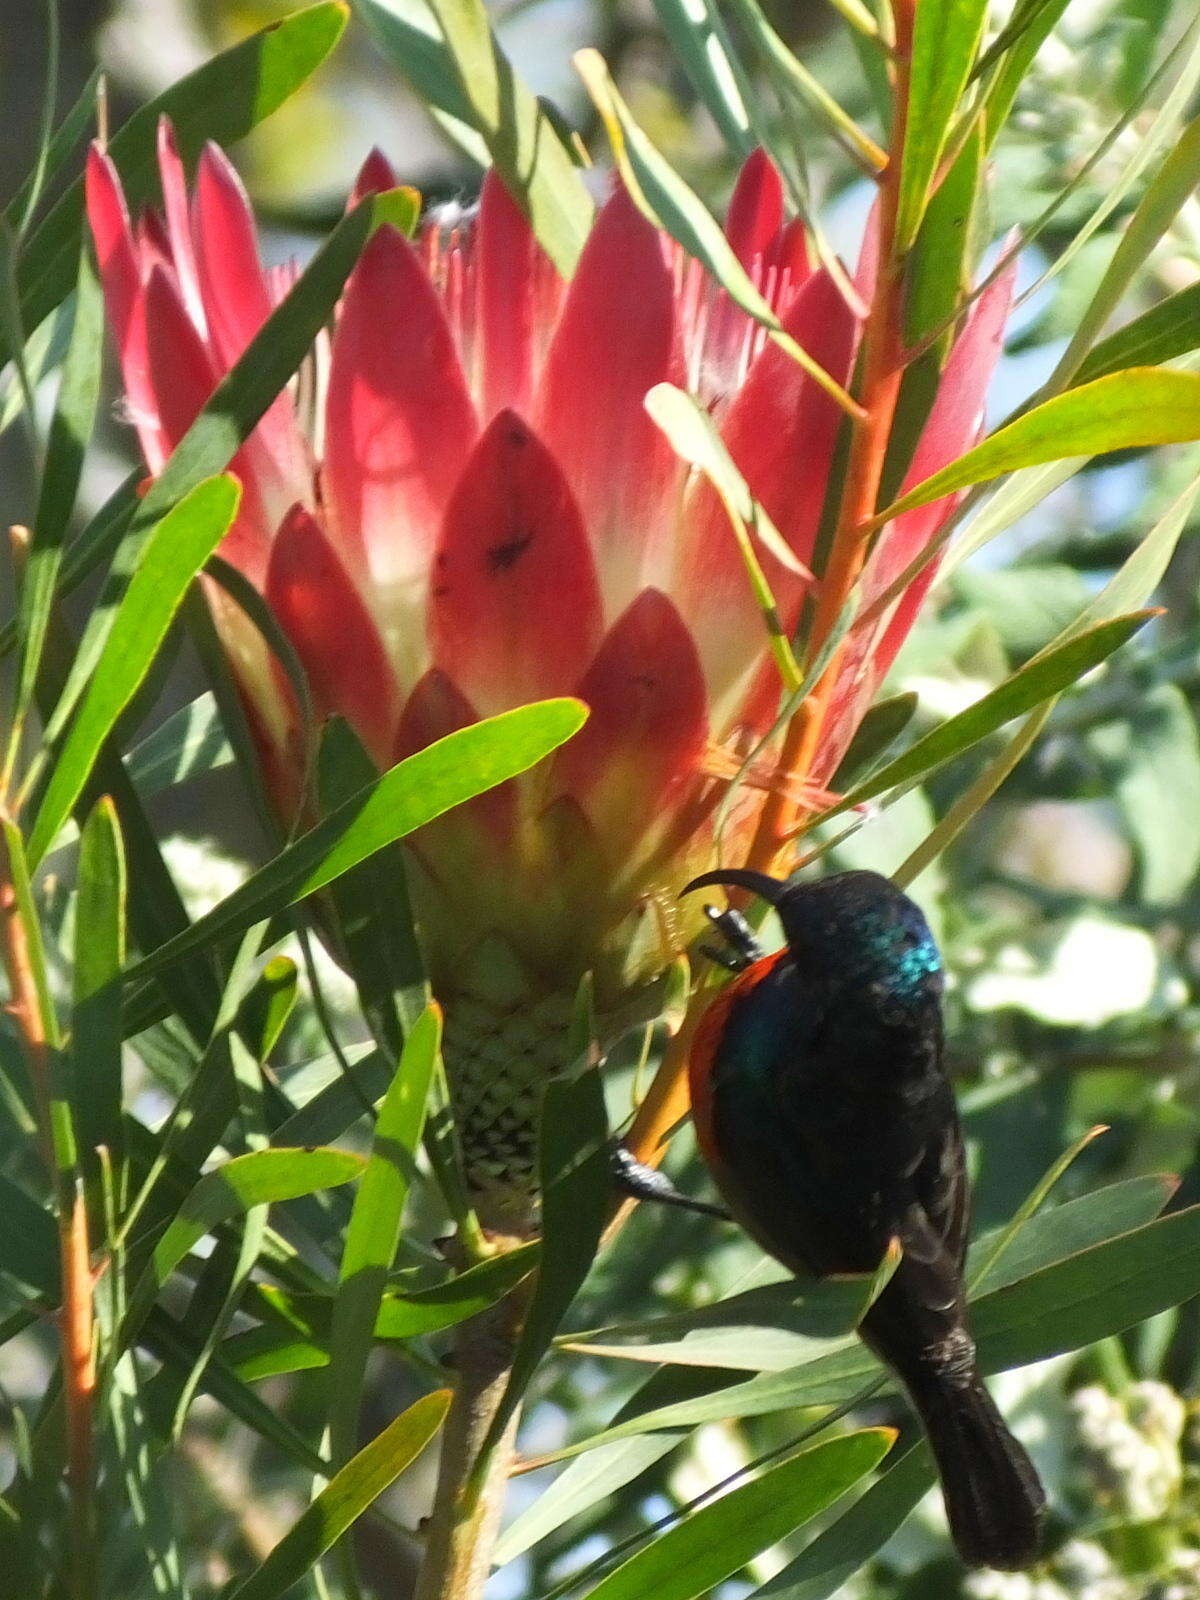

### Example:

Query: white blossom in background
xmin=1070 ymin=1382 xmax=1186 ymax=1523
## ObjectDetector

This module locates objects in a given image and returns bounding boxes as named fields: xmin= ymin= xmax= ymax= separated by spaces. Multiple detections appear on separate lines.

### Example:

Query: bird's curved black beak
xmin=680 ymin=868 xmax=787 ymax=905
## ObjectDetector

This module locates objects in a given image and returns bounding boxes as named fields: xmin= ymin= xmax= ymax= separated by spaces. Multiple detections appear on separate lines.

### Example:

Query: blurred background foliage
xmin=4 ymin=0 xmax=1200 ymax=1596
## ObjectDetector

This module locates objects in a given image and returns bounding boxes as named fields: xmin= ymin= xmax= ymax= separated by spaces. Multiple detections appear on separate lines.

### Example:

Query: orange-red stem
xmin=0 ymin=832 xmax=95 ymax=1594
xmin=746 ymin=0 xmax=917 ymax=872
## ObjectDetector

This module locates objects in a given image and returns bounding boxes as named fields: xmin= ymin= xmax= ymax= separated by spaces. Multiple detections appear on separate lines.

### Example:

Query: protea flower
xmin=86 ymin=121 xmax=1014 ymax=1225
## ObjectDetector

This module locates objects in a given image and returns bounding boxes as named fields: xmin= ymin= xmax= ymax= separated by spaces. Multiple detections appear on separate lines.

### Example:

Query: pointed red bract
xmin=477 ymin=172 xmax=555 ymax=420
xmin=430 ymin=411 xmax=602 ymax=715
xmin=193 ymin=141 xmax=273 ymax=369
xmin=725 ymin=149 xmax=784 ymax=272
xmin=143 ymin=265 xmax=215 ymax=455
xmin=721 ymin=267 xmax=860 ymax=566
xmin=143 ymin=263 xmax=273 ymax=573
xmin=156 ymin=118 xmax=205 ymax=330
xmin=86 ymin=146 xmax=162 ymax=457
xmin=393 ymin=667 xmax=477 ymax=762
xmin=674 ymin=267 xmax=858 ymax=722
xmin=555 ymin=589 xmax=708 ymax=838
xmin=535 ymin=185 xmax=685 ymax=612
xmin=266 ymin=504 xmax=399 ymax=766
xmin=192 ymin=140 xmax=308 ymax=501
xmin=350 ymin=147 xmax=399 ymax=204
xmin=324 ymin=225 xmax=478 ymax=587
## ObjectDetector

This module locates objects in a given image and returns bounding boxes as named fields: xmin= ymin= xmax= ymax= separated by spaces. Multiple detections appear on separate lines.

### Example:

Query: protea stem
xmin=414 ymin=1265 xmax=526 ymax=1600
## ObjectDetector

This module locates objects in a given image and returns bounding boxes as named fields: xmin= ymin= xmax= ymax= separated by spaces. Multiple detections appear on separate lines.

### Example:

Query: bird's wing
xmin=908 ymin=1078 xmax=971 ymax=1270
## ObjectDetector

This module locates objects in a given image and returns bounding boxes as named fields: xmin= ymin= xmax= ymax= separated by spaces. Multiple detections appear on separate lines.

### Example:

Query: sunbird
xmin=676 ymin=866 xmax=1047 ymax=1570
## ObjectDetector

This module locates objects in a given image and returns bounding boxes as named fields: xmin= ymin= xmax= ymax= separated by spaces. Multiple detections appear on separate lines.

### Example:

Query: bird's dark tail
xmin=906 ymin=1365 xmax=1046 ymax=1570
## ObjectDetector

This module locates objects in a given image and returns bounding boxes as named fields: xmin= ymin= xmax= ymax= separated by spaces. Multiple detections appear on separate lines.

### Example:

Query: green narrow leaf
xmin=1049 ymin=471 xmax=1197 ymax=635
xmin=109 ymin=1353 xmax=189 ymax=1600
xmin=967 ymin=1126 xmax=1109 ymax=1292
xmin=1076 ymin=282 xmax=1200 ymax=384
xmin=831 ymin=693 xmax=919 ymax=789
xmin=142 ymin=1307 xmax=329 ymax=1477
xmin=123 ymin=1148 xmax=365 ymax=1345
xmin=12 ymin=243 xmax=103 ymax=728
xmin=649 ymin=0 xmax=757 ymax=156
xmin=562 ymin=1264 xmax=897 ymax=1371
xmin=974 ymin=1202 xmax=1200 ymax=1373
xmin=355 ymin=0 xmax=592 ymax=274
xmin=10 ymin=2 xmax=350 ymax=357
xmin=328 ymin=1004 xmax=440 ymax=1464
xmin=223 ymin=1245 xmax=540 ymax=1378
xmin=317 ymin=717 xmax=429 ymax=1054
xmin=831 ymin=612 xmax=1153 ymax=817
xmin=966 ymin=1176 xmax=1176 ymax=1295
xmin=873 ymin=369 xmax=1200 ymax=527
xmin=351 ymin=0 xmax=487 ymax=162
xmin=1020 ymin=14 xmax=1200 ymax=308
xmin=28 ymin=474 xmax=242 ymax=865
xmin=896 ymin=0 xmax=989 ymax=252
xmin=240 ymin=956 xmax=298 ymax=1064
xmin=225 ymin=1389 xmax=450 ymax=1600
xmin=582 ymin=1430 xmax=895 ymax=1600
xmin=1053 ymin=111 xmax=1200 ymax=385
xmin=719 ymin=0 xmax=886 ymax=173
xmin=494 ymin=1367 xmax=734 ymax=1564
xmin=748 ymin=1442 xmax=932 ymax=1600
xmin=124 ymin=699 xmax=588 ymax=993
xmin=168 ymin=1177 xmax=270 ymax=1440
xmin=3 ymin=66 xmax=102 ymax=236
xmin=892 ymin=701 xmax=1053 ymax=889
xmin=531 ymin=1185 xmax=1200 ymax=1461
xmin=125 ymin=693 xmax=232 ymax=796
xmin=71 ymin=797 xmax=126 ymax=1174
xmin=884 ymin=124 xmax=984 ymax=502
xmin=0 ymin=1171 xmax=59 ymax=1302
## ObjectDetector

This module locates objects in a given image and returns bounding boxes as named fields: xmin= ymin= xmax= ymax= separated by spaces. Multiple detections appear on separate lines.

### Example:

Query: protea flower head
xmin=86 ymin=121 xmax=1014 ymax=1224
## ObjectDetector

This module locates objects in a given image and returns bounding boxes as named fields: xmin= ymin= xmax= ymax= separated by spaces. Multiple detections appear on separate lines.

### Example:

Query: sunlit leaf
xmin=124 ymin=699 xmax=587 ymax=995
xmin=582 ymin=1431 xmax=894 ymax=1600
xmin=29 ymin=475 xmax=241 ymax=865
xmin=124 ymin=1147 xmax=364 ymax=1344
xmin=897 ymin=0 xmax=988 ymax=251
xmin=327 ymin=1004 xmax=440 ymax=1465
xmin=874 ymin=370 xmax=1200 ymax=526
xmin=225 ymin=1389 xmax=450 ymax=1600
xmin=748 ymin=1443 xmax=932 ymax=1600
xmin=71 ymin=797 xmax=126 ymax=1174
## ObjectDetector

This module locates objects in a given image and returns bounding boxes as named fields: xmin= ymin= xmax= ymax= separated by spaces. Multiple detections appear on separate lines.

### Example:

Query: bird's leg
xmin=698 ymin=904 xmax=765 ymax=973
xmin=609 ymin=1144 xmax=731 ymax=1220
